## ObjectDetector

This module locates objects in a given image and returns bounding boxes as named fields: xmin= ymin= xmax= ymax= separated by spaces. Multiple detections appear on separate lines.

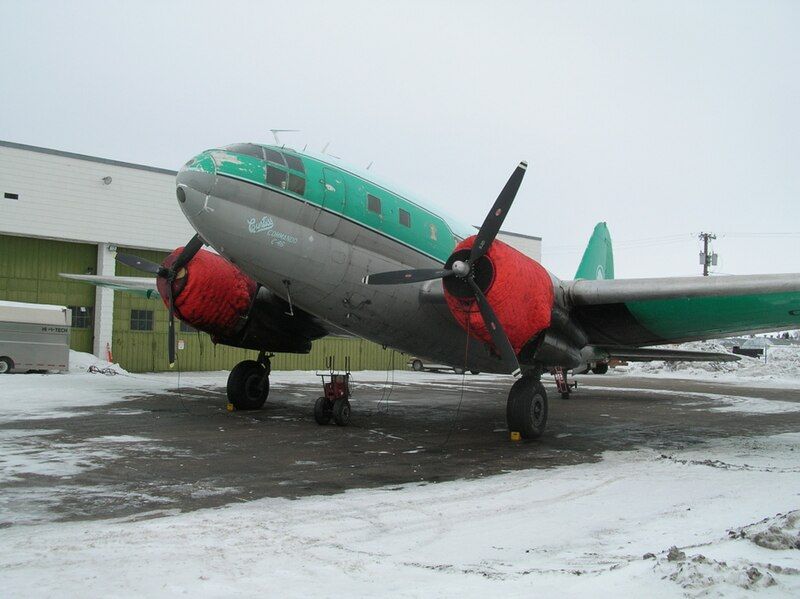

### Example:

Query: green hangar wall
xmin=0 ymin=234 xmax=406 ymax=373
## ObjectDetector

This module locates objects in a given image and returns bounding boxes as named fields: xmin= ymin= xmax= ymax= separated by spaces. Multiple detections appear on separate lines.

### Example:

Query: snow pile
xmin=621 ymin=341 xmax=800 ymax=383
xmin=68 ymin=350 xmax=128 ymax=375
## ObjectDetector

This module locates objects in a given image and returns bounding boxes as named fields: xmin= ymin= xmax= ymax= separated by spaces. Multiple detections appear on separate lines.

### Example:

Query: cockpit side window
xmin=266 ymin=167 xmax=288 ymax=190
xmin=264 ymin=148 xmax=286 ymax=165
xmin=288 ymin=174 xmax=305 ymax=195
xmin=223 ymin=143 xmax=264 ymax=160
xmin=284 ymin=154 xmax=305 ymax=173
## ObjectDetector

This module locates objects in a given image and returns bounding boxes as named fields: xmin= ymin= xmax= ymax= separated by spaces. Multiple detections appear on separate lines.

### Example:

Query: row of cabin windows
xmin=223 ymin=144 xmax=306 ymax=195
xmin=224 ymin=145 xmax=442 ymax=242
xmin=366 ymin=193 xmax=438 ymax=240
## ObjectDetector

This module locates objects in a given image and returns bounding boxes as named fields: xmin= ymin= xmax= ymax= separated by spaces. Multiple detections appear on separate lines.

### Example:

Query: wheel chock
xmin=226 ymin=402 xmax=235 ymax=412
xmin=509 ymin=431 xmax=521 ymax=442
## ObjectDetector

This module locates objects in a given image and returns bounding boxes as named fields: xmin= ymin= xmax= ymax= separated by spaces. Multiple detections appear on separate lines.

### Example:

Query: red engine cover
xmin=444 ymin=237 xmax=554 ymax=354
xmin=156 ymin=248 xmax=257 ymax=338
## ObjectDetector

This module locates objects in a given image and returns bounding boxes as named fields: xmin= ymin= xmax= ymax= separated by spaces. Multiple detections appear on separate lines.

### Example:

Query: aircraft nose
xmin=176 ymin=151 xmax=217 ymax=201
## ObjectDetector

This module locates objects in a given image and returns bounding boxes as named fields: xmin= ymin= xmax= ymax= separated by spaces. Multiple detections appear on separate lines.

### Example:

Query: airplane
xmin=63 ymin=142 xmax=800 ymax=439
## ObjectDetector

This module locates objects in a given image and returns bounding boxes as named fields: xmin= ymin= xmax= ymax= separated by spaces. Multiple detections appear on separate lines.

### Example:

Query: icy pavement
xmin=1 ymin=351 xmax=800 ymax=596
xmin=1 ymin=433 xmax=799 ymax=597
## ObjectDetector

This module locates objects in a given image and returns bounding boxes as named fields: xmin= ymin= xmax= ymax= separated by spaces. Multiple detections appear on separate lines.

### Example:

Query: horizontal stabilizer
xmin=565 ymin=273 xmax=800 ymax=306
xmin=600 ymin=347 xmax=740 ymax=362
xmin=60 ymin=273 xmax=159 ymax=298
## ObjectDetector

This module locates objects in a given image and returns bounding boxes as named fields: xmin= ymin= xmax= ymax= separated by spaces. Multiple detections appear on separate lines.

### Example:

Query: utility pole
xmin=698 ymin=232 xmax=717 ymax=276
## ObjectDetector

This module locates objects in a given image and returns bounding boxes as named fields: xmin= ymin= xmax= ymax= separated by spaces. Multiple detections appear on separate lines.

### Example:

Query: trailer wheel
xmin=0 ymin=357 xmax=13 ymax=374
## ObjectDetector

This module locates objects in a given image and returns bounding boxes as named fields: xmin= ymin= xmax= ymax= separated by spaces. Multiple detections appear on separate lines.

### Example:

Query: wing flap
xmin=598 ymin=347 xmax=740 ymax=362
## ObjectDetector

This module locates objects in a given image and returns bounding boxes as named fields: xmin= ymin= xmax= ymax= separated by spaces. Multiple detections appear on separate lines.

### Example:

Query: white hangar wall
xmin=0 ymin=141 xmax=191 ymax=251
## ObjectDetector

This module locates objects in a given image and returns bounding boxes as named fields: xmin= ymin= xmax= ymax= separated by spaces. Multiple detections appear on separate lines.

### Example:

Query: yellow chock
xmin=510 ymin=431 xmax=521 ymax=442
xmin=226 ymin=402 xmax=235 ymax=412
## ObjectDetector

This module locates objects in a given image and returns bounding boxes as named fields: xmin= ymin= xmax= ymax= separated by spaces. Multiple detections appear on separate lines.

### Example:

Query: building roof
xmin=0 ymin=140 xmax=177 ymax=176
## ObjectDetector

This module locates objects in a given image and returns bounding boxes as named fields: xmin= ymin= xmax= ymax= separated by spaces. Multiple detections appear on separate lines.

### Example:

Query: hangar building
xmin=0 ymin=140 xmax=541 ymax=372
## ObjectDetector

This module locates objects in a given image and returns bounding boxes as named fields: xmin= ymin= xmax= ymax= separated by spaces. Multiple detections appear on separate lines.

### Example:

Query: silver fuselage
xmin=177 ymin=169 xmax=512 ymax=374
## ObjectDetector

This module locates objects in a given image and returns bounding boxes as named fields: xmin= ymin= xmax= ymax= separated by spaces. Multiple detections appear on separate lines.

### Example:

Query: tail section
xmin=575 ymin=222 xmax=614 ymax=280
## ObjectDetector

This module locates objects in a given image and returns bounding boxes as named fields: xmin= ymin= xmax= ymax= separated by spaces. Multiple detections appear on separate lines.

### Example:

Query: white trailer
xmin=0 ymin=300 xmax=71 ymax=373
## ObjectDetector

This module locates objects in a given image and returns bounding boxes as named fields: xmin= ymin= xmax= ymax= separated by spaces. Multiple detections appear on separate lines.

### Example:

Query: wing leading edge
xmin=562 ymin=273 xmax=800 ymax=346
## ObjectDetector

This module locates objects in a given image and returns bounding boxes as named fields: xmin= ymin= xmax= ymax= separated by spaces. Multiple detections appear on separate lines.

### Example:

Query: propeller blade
xmin=362 ymin=268 xmax=453 ymax=286
xmin=467 ymin=278 xmax=521 ymax=378
xmin=470 ymin=161 xmax=528 ymax=263
xmin=172 ymin=233 xmax=204 ymax=272
xmin=167 ymin=284 xmax=176 ymax=367
xmin=115 ymin=253 xmax=161 ymax=275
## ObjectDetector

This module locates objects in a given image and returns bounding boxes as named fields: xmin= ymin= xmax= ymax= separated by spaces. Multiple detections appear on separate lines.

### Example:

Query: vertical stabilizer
xmin=575 ymin=222 xmax=614 ymax=280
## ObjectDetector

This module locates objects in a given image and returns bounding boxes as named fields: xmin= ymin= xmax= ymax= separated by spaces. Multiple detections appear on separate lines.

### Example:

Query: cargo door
xmin=314 ymin=168 xmax=346 ymax=235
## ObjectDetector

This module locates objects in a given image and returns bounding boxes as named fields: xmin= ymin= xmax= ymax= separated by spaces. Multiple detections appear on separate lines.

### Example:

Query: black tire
xmin=411 ymin=359 xmax=423 ymax=372
xmin=332 ymin=398 xmax=351 ymax=426
xmin=226 ymin=360 xmax=269 ymax=410
xmin=506 ymin=377 xmax=548 ymax=439
xmin=314 ymin=396 xmax=332 ymax=425
xmin=591 ymin=362 xmax=609 ymax=375
xmin=470 ymin=370 xmax=480 ymax=375
xmin=0 ymin=357 xmax=13 ymax=374
xmin=561 ymin=392 xmax=571 ymax=400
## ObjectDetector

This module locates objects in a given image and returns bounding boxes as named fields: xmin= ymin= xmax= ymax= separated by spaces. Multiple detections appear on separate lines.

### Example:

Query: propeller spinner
xmin=362 ymin=162 xmax=528 ymax=377
xmin=116 ymin=233 xmax=205 ymax=366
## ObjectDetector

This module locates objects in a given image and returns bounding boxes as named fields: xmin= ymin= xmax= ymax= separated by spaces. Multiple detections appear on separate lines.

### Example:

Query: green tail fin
xmin=575 ymin=222 xmax=614 ymax=280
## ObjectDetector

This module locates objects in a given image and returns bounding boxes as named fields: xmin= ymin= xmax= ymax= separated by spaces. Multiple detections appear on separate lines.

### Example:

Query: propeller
xmin=116 ymin=233 xmax=205 ymax=366
xmin=362 ymin=162 xmax=527 ymax=377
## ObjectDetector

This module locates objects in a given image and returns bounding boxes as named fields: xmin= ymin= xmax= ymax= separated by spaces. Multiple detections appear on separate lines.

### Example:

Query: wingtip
xmin=519 ymin=161 xmax=528 ymax=170
xmin=361 ymin=275 xmax=369 ymax=285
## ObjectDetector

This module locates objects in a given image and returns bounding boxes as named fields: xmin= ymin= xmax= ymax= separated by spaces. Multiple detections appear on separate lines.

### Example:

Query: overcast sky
xmin=1 ymin=0 xmax=798 ymax=279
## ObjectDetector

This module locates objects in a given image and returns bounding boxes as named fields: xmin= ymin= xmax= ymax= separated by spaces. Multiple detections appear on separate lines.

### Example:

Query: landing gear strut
xmin=226 ymin=352 xmax=271 ymax=410
xmin=506 ymin=374 xmax=548 ymax=439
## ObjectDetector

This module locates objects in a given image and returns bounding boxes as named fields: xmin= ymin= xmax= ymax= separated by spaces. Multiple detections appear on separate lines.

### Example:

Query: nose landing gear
xmin=226 ymin=352 xmax=271 ymax=410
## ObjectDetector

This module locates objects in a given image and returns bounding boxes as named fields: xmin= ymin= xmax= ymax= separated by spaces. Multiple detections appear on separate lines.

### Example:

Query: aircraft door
xmin=314 ymin=168 xmax=346 ymax=235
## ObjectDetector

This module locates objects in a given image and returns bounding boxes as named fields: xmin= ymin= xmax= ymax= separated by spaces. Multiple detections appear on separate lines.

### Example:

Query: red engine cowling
xmin=443 ymin=236 xmax=554 ymax=354
xmin=156 ymin=248 xmax=257 ymax=339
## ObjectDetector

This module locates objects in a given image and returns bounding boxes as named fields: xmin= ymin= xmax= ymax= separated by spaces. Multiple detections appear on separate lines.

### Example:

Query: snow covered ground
xmin=1 ymin=350 xmax=800 ymax=597
xmin=2 ymin=433 xmax=799 ymax=597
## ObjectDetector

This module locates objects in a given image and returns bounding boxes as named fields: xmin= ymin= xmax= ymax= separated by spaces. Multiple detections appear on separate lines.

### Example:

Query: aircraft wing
xmin=562 ymin=273 xmax=800 ymax=345
xmin=60 ymin=273 xmax=159 ymax=298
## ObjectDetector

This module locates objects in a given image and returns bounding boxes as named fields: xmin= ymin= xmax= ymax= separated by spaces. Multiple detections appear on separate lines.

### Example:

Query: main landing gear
xmin=506 ymin=374 xmax=548 ymax=439
xmin=226 ymin=352 xmax=271 ymax=410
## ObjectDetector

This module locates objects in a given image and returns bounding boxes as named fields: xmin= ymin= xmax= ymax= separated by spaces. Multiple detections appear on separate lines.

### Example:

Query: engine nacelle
xmin=157 ymin=248 xmax=326 ymax=352
xmin=443 ymin=236 xmax=554 ymax=356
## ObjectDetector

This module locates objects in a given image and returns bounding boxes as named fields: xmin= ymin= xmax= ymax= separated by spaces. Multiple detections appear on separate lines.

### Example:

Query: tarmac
xmin=2 ymin=372 xmax=800 ymax=526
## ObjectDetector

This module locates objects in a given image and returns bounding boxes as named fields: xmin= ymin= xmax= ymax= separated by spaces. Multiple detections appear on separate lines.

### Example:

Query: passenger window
xmin=264 ymin=148 xmax=286 ymax=165
xmin=399 ymin=208 xmax=411 ymax=228
xmin=223 ymin=144 xmax=264 ymax=160
xmin=428 ymin=224 xmax=438 ymax=241
xmin=367 ymin=194 xmax=381 ymax=214
xmin=288 ymin=174 xmax=306 ymax=195
xmin=266 ymin=167 xmax=288 ymax=189
xmin=284 ymin=154 xmax=305 ymax=173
